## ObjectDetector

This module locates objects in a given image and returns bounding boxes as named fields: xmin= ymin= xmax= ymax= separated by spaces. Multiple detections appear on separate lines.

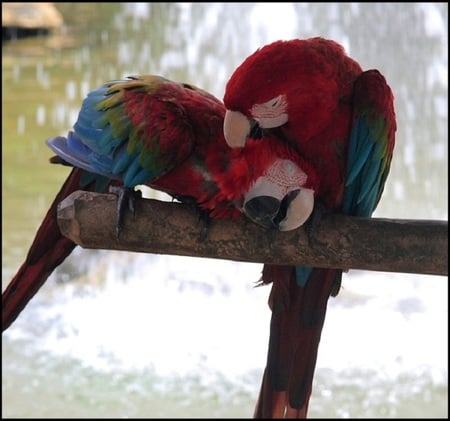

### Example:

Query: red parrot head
xmin=212 ymin=136 xmax=319 ymax=231
xmin=223 ymin=37 xmax=362 ymax=148
xmin=242 ymin=155 xmax=315 ymax=231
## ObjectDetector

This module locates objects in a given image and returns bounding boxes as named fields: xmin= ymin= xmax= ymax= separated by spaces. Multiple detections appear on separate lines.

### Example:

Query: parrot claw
xmin=196 ymin=208 xmax=211 ymax=242
xmin=109 ymin=185 xmax=142 ymax=240
xmin=171 ymin=195 xmax=211 ymax=241
xmin=187 ymin=199 xmax=210 ymax=241
xmin=304 ymin=199 xmax=330 ymax=246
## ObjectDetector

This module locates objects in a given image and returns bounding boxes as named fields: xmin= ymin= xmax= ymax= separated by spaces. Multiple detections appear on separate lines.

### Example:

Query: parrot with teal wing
xmin=2 ymin=74 xmax=320 ymax=333
xmin=222 ymin=37 xmax=396 ymax=417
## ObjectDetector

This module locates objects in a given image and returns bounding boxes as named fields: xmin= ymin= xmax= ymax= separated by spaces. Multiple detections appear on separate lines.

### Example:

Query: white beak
xmin=223 ymin=110 xmax=251 ymax=148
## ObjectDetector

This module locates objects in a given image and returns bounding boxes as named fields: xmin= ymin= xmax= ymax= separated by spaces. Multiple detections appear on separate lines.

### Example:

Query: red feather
xmin=1 ymin=168 xmax=112 ymax=330
xmin=2 ymin=75 xmax=319 ymax=335
xmin=223 ymin=37 xmax=396 ymax=418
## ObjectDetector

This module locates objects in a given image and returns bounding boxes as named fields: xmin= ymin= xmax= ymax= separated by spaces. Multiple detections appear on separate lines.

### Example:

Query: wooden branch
xmin=57 ymin=191 xmax=448 ymax=276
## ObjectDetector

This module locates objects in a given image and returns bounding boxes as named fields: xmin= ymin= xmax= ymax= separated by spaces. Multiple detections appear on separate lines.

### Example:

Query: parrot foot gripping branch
xmin=2 ymin=37 xmax=447 ymax=418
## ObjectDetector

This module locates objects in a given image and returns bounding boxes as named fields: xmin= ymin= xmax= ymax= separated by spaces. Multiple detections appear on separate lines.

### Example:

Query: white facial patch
xmin=264 ymin=158 xmax=308 ymax=195
xmin=243 ymin=158 xmax=314 ymax=231
xmin=244 ymin=159 xmax=307 ymax=203
xmin=250 ymin=94 xmax=288 ymax=128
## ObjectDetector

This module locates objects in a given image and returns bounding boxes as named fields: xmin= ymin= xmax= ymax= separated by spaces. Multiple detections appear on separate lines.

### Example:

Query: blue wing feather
xmin=345 ymin=118 xmax=374 ymax=186
xmin=295 ymin=267 xmax=313 ymax=286
xmin=46 ymin=75 xmax=199 ymax=188
xmin=343 ymin=70 xmax=396 ymax=217
xmin=296 ymin=70 xmax=395 ymax=287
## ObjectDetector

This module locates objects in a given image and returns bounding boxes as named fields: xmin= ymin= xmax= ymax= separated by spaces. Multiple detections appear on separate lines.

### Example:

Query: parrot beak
xmin=244 ymin=188 xmax=314 ymax=231
xmin=279 ymin=188 xmax=314 ymax=231
xmin=224 ymin=110 xmax=253 ymax=148
xmin=242 ymin=159 xmax=315 ymax=231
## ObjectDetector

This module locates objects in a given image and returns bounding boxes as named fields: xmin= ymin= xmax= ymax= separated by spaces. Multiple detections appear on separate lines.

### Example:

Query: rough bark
xmin=57 ymin=191 xmax=448 ymax=276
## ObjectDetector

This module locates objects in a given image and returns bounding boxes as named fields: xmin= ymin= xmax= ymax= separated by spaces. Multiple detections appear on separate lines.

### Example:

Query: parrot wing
xmin=254 ymin=71 xmax=396 ymax=418
xmin=343 ymin=69 xmax=396 ymax=217
xmin=4 ymin=72 xmax=313 ymax=331
xmin=46 ymin=74 xmax=226 ymax=188
xmin=2 ymin=75 xmax=229 ymax=331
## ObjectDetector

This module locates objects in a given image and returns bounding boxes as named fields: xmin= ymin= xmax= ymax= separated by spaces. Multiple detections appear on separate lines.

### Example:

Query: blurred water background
xmin=2 ymin=3 xmax=448 ymax=418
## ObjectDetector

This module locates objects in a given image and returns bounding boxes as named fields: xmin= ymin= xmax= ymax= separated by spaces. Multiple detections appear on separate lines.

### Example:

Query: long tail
xmin=254 ymin=265 xmax=341 ymax=418
xmin=2 ymin=168 xmax=97 ymax=331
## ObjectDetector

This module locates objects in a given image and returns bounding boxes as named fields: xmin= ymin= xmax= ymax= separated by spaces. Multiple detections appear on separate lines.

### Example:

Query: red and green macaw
xmin=2 ymin=75 xmax=319 ymax=332
xmin=223 ymin=37 xmax=396 ymax=417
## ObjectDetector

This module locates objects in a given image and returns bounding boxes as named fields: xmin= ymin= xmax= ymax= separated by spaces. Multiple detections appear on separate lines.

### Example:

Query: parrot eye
xmin=264 ymin=95 xmax=284 ymax=109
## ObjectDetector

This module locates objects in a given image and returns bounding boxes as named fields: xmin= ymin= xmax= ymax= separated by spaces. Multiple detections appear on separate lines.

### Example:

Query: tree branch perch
xmin=57 ymin=191 xmax=448 ymax=276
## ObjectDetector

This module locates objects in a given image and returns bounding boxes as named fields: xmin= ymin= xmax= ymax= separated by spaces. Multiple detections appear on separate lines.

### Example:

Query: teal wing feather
xmin=47 ymin=75 xmax=197 ymax=188
xmin=295 ymin=70 xmax=396 ymax=286
xmin=343 ymin=70 xmax=396 ymax=217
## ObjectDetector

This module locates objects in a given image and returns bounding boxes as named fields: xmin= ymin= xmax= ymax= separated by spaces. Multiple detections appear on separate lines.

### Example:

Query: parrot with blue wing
xmin=223 ymin=37 xmax=396 ymax=417
xmin=2 ymin=74 xmax=320 ymax=333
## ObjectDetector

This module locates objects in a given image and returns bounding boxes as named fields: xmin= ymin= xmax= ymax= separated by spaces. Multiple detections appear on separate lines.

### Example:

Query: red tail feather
xmin=2 ymin=168 xmax=99 ymax=331
xmin=254 ymin=265 xmax=341 ymax=418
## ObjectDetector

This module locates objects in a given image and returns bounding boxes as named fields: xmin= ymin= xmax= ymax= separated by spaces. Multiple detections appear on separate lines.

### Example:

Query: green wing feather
xmin=53 ymin=75 xmax=200 ymax=188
